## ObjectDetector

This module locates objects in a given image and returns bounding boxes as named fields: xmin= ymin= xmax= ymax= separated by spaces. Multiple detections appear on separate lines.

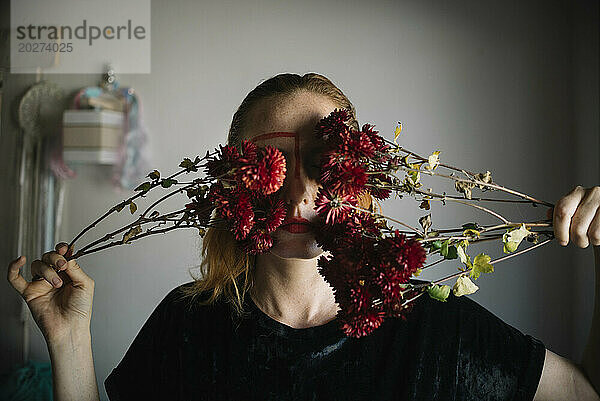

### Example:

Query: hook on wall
xmin=101 ymin=62 xmax=120 ymax=92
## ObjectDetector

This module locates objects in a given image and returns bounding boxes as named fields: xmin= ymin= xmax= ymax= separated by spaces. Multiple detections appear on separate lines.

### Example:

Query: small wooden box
xmin=62 ymin=109 xmax=125 ymax=164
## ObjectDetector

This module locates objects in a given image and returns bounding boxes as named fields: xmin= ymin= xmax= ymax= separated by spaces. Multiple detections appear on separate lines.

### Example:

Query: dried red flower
xmin=184 ymin=195 xmax=214 ymax=226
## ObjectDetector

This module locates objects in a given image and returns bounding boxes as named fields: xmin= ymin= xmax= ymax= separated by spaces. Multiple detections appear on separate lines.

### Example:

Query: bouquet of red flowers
xmin=62 ymin=109 xmax=554 ymax=338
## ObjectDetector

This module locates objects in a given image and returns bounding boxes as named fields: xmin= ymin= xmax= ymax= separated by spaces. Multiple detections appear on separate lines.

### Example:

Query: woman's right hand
xmin=6 ymin=242 xmax=95 ymax=345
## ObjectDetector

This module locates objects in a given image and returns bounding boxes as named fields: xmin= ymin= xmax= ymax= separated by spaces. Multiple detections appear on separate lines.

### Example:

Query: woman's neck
xmin=250 ymin=252 xmax=339 ymax=329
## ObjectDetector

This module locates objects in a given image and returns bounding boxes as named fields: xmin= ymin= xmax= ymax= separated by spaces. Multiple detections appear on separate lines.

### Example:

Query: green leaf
xmin=394 ymin=122 xmax=402 ymax=144
xmin=440 ymin=239 xmax=449 ymax=257
xmin=470 ymin=253 xmax=494 ymax=280
xmin=462 ymin=222 xmax=479 ymax=230
xmin=426 ymin=230 xmax=439 ymax=239
xmin=445 ymin=245 xmax=458 ymax=260
xmin=129 ymin=202 xmax=137 ymax=214
xmin=456 ymin=245 xmax=472 ymax=267
xmin=427 ymin=284 xmax=451 ymax=302
xmin=180 ymin=157 xmax=193 ymax=168
xmin=502 ymin=224 xmax=532 ymax=254
xmin=147 ymin=170 xmax=160 ymax=180
xmin=452 ymin=275 xmax=479 ymax=297
xmin=503 ymin=241 xmax=519 ymax=253
xmin=431 ymin=240 xmax=443 ymax=250
xmin=161 ymin=178 xmax=178 ymax=188
xmin=440 ymin=240 xmax=458 ymax=260
xmin=462 ymin=229 xmax=481 ymax=239
xmin=407 ymin=170 xmax=420 ymax=185
xmin=135 ymin=182 xmax=152 ymax=192
xmin=179 ymin=157 xmax=198 ymax=172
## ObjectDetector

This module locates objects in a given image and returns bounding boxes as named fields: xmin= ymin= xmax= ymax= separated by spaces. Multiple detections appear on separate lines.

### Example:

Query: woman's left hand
xmin=550 ymin=185 xmax=600 ymax=248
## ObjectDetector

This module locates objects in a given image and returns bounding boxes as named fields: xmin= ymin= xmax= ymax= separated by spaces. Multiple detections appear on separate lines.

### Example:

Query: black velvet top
xmin=104 ymin=281 xmax=545 ymax=401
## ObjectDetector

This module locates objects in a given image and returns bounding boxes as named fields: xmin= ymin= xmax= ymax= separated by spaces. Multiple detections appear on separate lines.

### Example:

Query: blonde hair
xmin=177 ymin=73 xmax=377 ymax=316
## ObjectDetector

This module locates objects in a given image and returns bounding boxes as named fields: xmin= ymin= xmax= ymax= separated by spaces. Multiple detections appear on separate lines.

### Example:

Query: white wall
xmin=3 ymin=1 xmax=597 ymax=400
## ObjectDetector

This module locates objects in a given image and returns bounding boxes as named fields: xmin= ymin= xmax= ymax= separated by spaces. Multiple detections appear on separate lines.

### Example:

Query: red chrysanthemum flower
xmin=205 ymin=144 xmax=241 ymax=180
xmin=264 ymin=198 xmax=287 ymax=233
xmin=347 ymin=282 xmax=375 ymax=312
xmin=184 ymin=195 xmax=214 ymax=226
xmin=240 ymin=140 xmax=258 ymax=163
xmin=361 ymin=123 xmax=390 ymax=154
xmin=312 ymin=219 xmax=349 ymax=250
xmin=346 ymin=212 xmax=382 ymax=238
xmin=375 ymin=266 xmax=407 ymax=303
xmin=231 ymin=191 xmax=254 ymax=240
xmin=315 ymin=189 xmax=357 ymax=225
xmin=243 ymin=230 xmax=273 ymax=255
xmin=339 ymin=308 xmax=385 ymax=338
xmin=405 ymin=239 xmax=427 ymax=273
xmin=319 ymin=151 xmax=349 ymax=185
xmin=345 ymin=130 xmax=376 ymax=159
xmin=239 ymin=145 xmax=287 ymax=195
xmin=368 ymin=173 xmax=393 ymax=200
xmin=318 ymin=253 xmax=365 ymax=287
xmin=258 ymin=146 xmax=287 ymax=195
xmin=374 ymin=232 xmax=427 ymax=285
xmin=335 ymin=236 xmax=377 ymax=271
xmin=314 ymin=108 xmax=353 ymax=144
xmin=319 ymin=158 xmax=368 ymax=197
xmin=334 ymin=163 xmax=368 ymax=196
xmin=207 ymin=182 xmax=236 ymax=220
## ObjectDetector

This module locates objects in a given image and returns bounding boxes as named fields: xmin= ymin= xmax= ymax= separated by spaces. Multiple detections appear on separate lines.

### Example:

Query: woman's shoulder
xmin=163 ymin=281 xmax=228 ymax=313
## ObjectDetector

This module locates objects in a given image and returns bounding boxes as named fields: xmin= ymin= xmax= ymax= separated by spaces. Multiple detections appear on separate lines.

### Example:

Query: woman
xmin=7 ymin=73 xmax=600 ymax=400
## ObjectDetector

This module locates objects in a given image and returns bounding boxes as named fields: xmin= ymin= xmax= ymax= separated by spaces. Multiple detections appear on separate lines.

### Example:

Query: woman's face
xmin=242 ymin=90 xmax=339 ymax=259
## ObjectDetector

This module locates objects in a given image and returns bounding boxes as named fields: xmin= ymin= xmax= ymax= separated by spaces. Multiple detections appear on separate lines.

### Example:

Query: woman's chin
xmin=269 ymin=248 xmax=324 ymax=260
xmin=268 ymin=231 xmax=324 ymax=259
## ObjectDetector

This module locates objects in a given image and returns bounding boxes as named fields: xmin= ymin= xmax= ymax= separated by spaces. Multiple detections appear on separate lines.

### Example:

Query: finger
xmin=7 ymin=256 xmax=28 ymax=296
xmin=55 ymin=242 xmax=69 ymax=255
xmin=31 ymin=259 xmax=64 ymax=288
xmin=588 ymin=201 xmax=600 ymax=247
xmin=554 ymin=186 xmax=586 ymax=246
xmin=569 ymin=188 xmax=600 ymax=248
xmin=42 ymin=250 xmax=68 ymax=272
xmin=61 ymin=259 xmax=93 ymax=288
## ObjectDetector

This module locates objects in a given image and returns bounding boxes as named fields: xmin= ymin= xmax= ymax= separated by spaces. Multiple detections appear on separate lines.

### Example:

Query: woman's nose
xmin=281 ymin=160 xmax=313 ymax=206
